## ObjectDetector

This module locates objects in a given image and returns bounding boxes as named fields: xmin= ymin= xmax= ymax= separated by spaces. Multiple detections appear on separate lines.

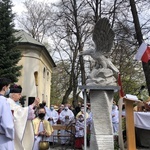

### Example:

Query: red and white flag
xmin=135 ymin=42 xmax=150 ymax=63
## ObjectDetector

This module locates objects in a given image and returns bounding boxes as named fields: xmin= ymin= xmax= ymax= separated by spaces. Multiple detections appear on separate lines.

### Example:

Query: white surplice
xmin=44 ymin=106 xmax=50 ymax=120
xmin=59 ymin=109 xmax=74 ymax=144
xmin=33 ymin=122 xmax=50 ymax=150
xmin=0 ymin=95 xmax=14 ymax=150
xmin=111 ymin=105 xmax=119 ymax=134
xmin=7 ymin=98 xmax=35 ymax=150
xmin=47 ymin=109 xmax=58 ymax=142
xmin=75 ymin=120 xmax=84 ymax=137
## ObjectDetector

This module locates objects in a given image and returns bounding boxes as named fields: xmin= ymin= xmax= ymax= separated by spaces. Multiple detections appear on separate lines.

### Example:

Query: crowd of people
xmin=0 ymin=77 xmax=93 ymax=150
xmin=40 ymin=102 xmax=93 ymax=149
xmin=5 ymin=77 xmax=149 ymax=149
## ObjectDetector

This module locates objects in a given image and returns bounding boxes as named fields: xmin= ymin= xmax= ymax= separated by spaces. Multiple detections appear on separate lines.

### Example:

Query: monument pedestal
xmin=79 ymin=85 xmax=119 ymax=150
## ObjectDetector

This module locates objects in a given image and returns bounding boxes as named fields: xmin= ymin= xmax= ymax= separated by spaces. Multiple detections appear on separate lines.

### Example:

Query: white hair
xmin=9 ymin=93 xmax=14 ymax=98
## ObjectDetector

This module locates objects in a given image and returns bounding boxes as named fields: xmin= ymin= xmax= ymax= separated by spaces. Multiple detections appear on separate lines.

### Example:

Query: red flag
xmin=141 ymin=47 xmax=150 ymax=62
xmin=135 ymin=43 xmax=150 ymax=63
xmin=117 ymin=73 xmax=124 ymax=97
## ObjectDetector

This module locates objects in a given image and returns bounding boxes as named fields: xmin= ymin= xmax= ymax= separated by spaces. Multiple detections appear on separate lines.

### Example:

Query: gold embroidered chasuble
xmin=32 ymin=117 xmax=53 ymax=136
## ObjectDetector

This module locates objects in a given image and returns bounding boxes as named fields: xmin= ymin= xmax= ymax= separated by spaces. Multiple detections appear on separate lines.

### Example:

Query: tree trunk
xmin=62 ymin=87 xmax=72 ymax=104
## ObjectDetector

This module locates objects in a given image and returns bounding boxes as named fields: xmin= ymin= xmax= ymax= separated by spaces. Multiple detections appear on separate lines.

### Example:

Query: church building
xmin=15 ymin=30 xmax=56 ymax=107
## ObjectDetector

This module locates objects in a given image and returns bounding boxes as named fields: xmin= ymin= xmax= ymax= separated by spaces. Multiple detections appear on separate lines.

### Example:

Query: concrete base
xmin=89 ymin=133 xmax=114 ymax=150
xmin=79 ymin=86 xmax=119 ymax=150
xmin=90 ymin=90 xmax=114 ymax=150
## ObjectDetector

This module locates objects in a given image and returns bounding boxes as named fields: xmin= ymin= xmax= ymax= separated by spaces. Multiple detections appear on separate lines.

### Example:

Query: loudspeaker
xmin=28 ymin=97 xmax=35 ymax=106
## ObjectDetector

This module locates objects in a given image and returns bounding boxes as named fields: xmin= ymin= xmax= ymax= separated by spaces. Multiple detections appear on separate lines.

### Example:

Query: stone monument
xmin=79 ymin=18 xmax=119 ymax=150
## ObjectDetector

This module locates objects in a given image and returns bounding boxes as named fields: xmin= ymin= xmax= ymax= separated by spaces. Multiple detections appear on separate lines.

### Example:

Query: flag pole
xmin=83 ymin=89 xmax=87 ymax=150
xmin=118 ymin=97 xmax=125 ymax=150
xmin=117 ymin=72 xmax=125 ymax=149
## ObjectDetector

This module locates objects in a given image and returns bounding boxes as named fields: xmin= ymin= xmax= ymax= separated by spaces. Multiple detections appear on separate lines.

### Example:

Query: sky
xmin=11 ymin=0 xmax=61 ymax=60
xmin=12 ymin=0 xmax=25 ymax=14
xmin=12 ymin=0 xmax=59 ymax=14
xmin=12 ymin=0 xmax=60 ymax=29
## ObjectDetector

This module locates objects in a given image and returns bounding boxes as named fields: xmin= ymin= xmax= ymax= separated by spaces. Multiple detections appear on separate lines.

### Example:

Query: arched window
xmin=42 ymin=94 xmax=44 ymax=101
xmin=47 ymin=72 xmax=49 ymax=81
xmin=43 ymin=68 xmax=46 ymax=78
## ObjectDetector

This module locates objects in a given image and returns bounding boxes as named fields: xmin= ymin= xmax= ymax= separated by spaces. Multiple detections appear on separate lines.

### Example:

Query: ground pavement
xmin=49 ymin=145 xmax=150 ymax=150
xmin=49 ymin=145 xmax=76 ymax=150
xmin=49 ymin=144 xmax=150 ymax=150
xmin=48 ymin=140 xmax=150 ymax=150
xmin=49 ymin=144 xmax=90 ymax=150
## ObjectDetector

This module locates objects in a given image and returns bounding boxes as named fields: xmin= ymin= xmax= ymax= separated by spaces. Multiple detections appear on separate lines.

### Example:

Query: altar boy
xmin=75 ymin=114 xmax=85 ymax=149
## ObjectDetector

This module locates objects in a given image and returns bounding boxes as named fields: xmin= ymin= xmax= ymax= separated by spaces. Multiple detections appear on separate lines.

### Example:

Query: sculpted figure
xmin=80 ymin=18 xmax=119 ymax=85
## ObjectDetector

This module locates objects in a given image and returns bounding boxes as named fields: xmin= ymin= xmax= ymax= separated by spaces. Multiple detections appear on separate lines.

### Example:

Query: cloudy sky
xmin=12 ymin=0 xmax=60 ymax=29
xmin=12 ymin=0 xmax=25 ymax=14
xmin=12 ymin=0 xmax=59 ymax=14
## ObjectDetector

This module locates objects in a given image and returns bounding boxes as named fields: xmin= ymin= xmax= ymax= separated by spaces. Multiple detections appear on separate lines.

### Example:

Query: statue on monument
xmin=80 ymin=18 xmax=119 ymax=86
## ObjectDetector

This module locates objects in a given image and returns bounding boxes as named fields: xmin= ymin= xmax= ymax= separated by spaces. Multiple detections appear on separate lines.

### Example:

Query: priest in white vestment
xmin=59 ymin=104 xmax=74 ymax=144
xmin=7 ymin=84 xmax=40 ymax=150
xmin=0 ymin=78 xmax=14 ymax=150
xmin=47 ymin=105 xmax=59 ymax=143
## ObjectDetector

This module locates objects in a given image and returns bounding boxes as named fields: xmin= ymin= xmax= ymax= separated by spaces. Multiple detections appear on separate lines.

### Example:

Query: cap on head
xmin=10 ymin=84 xmax=22 ymax=93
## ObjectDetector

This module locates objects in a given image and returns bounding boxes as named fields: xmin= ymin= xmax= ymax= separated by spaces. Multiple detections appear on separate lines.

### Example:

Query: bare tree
xmin=85 ymin=0 xmax=148 ymax=98
xmin=17 ymin=0 xmax=53 ymax=43
xmin=51 ymin=0 xmax=92 ymax=105
xmin=53 ymin=0 xmax=147 ymax=103
xmin=51 ymin=61 xmax=70 ymax=105
xmin=15 ymin=0 xmax=150 ymax=103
